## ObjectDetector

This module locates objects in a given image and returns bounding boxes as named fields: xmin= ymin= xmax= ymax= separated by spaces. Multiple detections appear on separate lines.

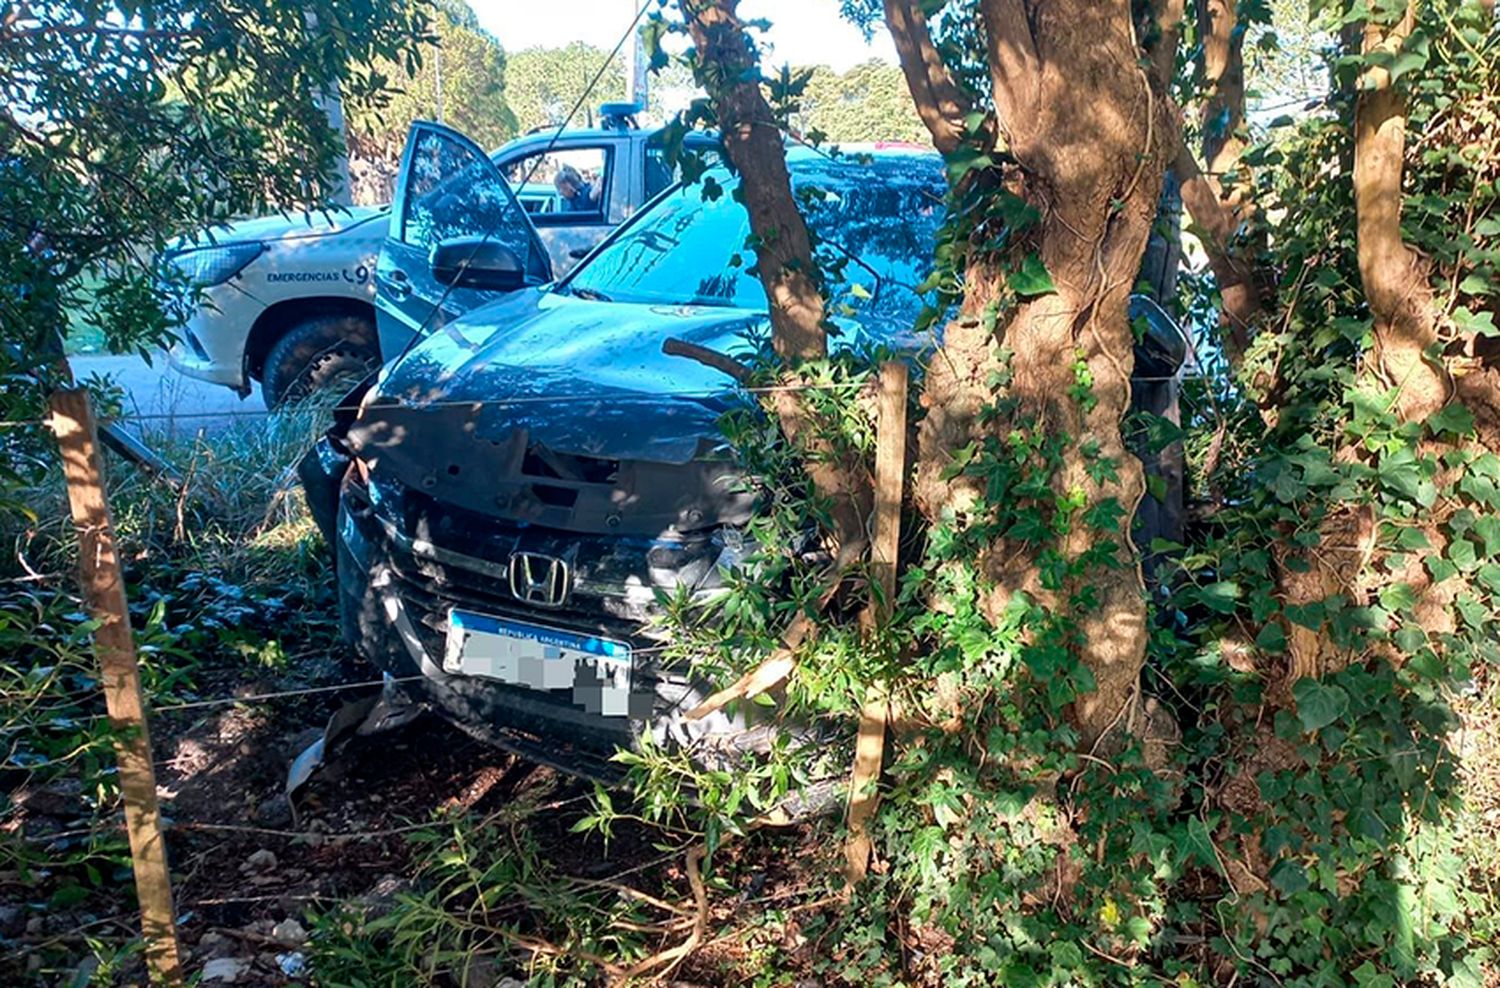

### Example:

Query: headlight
xmin=163 ymin=242 xmax=265 ymax=287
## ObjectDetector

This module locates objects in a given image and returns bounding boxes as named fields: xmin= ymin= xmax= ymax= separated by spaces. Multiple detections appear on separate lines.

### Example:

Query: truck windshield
xmin=563 ymin=155 xmax=945 ymax=325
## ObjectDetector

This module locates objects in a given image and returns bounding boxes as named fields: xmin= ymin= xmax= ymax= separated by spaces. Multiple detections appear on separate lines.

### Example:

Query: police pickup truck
xmin=164 ymin=105 xmax=712 ymax=406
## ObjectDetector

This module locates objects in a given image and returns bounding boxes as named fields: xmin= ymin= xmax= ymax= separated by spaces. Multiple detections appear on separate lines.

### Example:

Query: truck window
xmin=644 ymin=141 xmax=722 ymax=200
xmin=502 ymin=147 xmax=611 ymax=224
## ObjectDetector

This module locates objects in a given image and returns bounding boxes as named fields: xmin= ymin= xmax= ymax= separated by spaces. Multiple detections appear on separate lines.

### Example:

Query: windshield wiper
xmin=564 ymin=285 xmax=612 ymax=302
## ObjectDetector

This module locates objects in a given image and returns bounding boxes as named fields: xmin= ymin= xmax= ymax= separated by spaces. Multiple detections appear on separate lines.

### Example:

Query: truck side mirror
xmin=430 ymin=237 xmax=527 ymax=292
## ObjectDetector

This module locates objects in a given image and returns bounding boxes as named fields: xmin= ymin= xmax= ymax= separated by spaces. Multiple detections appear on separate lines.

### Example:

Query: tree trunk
xmin=1171 ymin=0 xmax=1265 ymax=362
xmin=677 ymin=0 xmax=867 ymax=551
xmin=902 ymin=0 xmax=1179 ymax=745
xmin=1278 ymin=2 xmax=1467 ymax=688
xmin=1352 ymin=5 xmax=1450 ymax=425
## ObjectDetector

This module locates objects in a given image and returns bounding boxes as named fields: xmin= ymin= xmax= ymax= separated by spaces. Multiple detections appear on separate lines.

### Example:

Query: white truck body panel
xmin=167 ymin=122 xmax=683 ymax=395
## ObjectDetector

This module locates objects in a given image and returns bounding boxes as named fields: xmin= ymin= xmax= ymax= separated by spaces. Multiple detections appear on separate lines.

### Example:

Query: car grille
xmin=368 ymin=479 xmax=737 ymax=625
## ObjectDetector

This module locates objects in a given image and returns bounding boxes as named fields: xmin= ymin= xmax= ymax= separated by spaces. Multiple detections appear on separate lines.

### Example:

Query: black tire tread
xmin=261 ymin=314 xmax=378 ymax=408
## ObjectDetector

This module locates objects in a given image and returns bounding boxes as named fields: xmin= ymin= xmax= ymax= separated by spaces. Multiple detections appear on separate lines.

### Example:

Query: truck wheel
xmin=261 ymin=315 xmax=379 ymax=409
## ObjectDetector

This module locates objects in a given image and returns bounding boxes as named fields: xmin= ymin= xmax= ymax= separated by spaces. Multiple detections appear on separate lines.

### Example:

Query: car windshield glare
xmin=563 ymin=155 xmax=945 ymax=324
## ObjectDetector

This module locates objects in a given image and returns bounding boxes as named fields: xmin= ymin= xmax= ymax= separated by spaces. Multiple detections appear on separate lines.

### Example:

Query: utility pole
xmin=625 ymin=3 xmax=648 ymax=111
xmin=305 ymin=9 xmax=352 ymax=206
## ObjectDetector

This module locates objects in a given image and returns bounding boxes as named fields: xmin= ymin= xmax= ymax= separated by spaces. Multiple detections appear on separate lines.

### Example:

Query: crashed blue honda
xmin=299 ymin=128 xmax=1188 ymax=780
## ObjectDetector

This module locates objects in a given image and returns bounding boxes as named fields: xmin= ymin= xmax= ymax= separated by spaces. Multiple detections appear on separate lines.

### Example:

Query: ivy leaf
xmin=1427 ymin=403 xmax=1475 ymax=437
xmin=1269 ymin=858 xmax=1310 ymax=895
xmin=1449 ymin=536 xmax=1478 ymax=572
xmin=1256 ymin=621 xmax=1287 ymax=652
xmin=1458 ymin=273 xmax=1493 ymax=296
xmin=1199 ymin=581 xmax=1241 ymax=614
xmin=944 ymin=145 xmax=993 ymax=184
xmin=1292 ymin=677 xmax=1349 ymax=732
xmin=1181 ymin=816 xmax=1220 ymax=868
xmin=1477 ymin=563 xmax=1500 ymax=595
xmin=1007 ymin=254 xmax=1056 ymax=297
xmin=1387 ymin=31 xmax=1430 ymax=82
xmin=1471 ymin=515 xmax=1500 ymax=559
xmin=1453 ymin=306 xmax=1499 ymax=337
xmin=1396 ymin=526 xmax=1431 ymax=550
xmin=1379 ymin=582 xmax=1417 ymax=612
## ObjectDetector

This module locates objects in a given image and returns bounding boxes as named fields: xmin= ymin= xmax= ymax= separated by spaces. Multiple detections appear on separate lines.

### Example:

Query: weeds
xmin=0 ymin=399 xmax=338 ymax=984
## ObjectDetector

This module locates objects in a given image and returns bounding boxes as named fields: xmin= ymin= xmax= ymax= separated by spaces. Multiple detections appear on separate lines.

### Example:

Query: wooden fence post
xmin=845 ymin=361 xmax=908 ymax=885
xmin=48 ymin=388 xmax=183 ymax=984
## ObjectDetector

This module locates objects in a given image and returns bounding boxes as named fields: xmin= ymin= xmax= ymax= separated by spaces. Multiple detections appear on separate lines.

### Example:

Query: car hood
xmin=358 ymin=288 xmax=769 ymax=466
xmin=344 ymin=289 xmax=773 ymax=536
xmin=175 ymin=205 xmax=388 ymax=249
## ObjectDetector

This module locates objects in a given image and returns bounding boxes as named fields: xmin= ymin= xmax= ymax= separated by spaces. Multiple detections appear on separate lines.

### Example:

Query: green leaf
xmin=1199 ymin=581 xmax=1241 ymax=615
xmin=1454 ymin=306 xmax=1499 ymax=337
xmin=1459 ymin=272 xmax=1493 ymax=296
xmin=1379 ymin=583 xmax=1417 ymax=612
xmin=944 ymin=145 xmax=993 ymax=183
xmin=1426 ymin=403 xmax=1475 ymax=437
xmin=1449 ymin=536 xmax=1478 ymax=572
xmin=1146 ymin=473 xmax=1168 ymax=502
xmin=1472 ymin=515 xmax=1500 ymax=558
xmin=1181 ymin=816 xmax=1219 ymax=868
xmin=1477 ymin=563 xmax=1500 ymax=595
xmin=1007 ymin=254 xmax=1056 ymax=297
xmin=1387 ymin=32 xmax=1429 ymax=82
xmin=1291 ymin=677 xmax=1349 ymax=731
xmin=1427 ymin=556 xmax=1459 ymax=583
xmin=1396 ymin=526 xmax=1431 ymax=550
xmin=1269 ymin=858 xmax=1310 ymax=895
xmin=1256 ymin=621 xmax=1287 ymax=653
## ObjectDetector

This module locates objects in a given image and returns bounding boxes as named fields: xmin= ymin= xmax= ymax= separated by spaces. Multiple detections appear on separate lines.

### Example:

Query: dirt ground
xmin=4 ymin=635 xmax=841 ymax=987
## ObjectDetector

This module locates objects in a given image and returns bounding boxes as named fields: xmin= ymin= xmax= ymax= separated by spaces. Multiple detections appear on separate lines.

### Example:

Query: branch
xmin=1196 ymin=0 xmax=1247 ymax=173
xmin=1 ymin=23 xmax=205 ymax=43
xmin=881 ymin=0 xmax=971 ymax=154
xmin=979 ymin=0 xmax=1042 ymax=138
xmin=1172 ymin=146 xmax=1261 ymax=358
xmin=1146 ymin=0 xmax=1187 ymax=93
xmin=661 ymin=338 xmax=753 ymax=384
xmin=1352 ymin=1 xmax=1450 ymax=424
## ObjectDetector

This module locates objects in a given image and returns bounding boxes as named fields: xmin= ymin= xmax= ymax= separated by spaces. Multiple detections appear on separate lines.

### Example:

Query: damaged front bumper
xmin=313 ymin=453 xmax=778 ymax=781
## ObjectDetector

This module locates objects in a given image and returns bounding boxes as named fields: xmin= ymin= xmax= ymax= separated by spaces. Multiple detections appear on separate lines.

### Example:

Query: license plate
xmin=443 ymin=609 xmax=632 ymax=717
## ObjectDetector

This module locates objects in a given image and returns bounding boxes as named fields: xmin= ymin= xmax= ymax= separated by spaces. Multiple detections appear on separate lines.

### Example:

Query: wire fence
xmin=0 ymin=371 xmax=1191 ymax=432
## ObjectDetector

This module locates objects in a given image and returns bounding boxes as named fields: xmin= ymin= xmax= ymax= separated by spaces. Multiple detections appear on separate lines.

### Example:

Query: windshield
xmin=564 ymin=154 xmax=945 ymax=325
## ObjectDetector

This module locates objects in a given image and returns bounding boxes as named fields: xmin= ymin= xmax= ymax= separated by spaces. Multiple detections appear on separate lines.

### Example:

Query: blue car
xmin=300 ymin=135 xmax=1187 ymax=778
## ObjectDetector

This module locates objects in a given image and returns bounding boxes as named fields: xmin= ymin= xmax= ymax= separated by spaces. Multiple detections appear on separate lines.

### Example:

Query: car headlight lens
xmin=164 ymin=242 xmax=265 ymax=287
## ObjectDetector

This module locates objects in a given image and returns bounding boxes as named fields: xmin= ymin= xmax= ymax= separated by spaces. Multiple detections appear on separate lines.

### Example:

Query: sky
xmin=468 ymin=0 xmax=898 ymax=73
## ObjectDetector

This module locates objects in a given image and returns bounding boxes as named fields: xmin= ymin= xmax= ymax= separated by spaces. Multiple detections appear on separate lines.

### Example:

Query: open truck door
xmin=375 ymin=121 xmax=552 ymax=360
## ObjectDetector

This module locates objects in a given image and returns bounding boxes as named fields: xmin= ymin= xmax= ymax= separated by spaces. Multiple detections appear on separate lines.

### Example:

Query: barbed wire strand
xmin=0 ymin=373 xmax=1190 ymax=430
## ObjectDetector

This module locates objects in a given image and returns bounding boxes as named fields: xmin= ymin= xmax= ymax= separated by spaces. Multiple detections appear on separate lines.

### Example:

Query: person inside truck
xmin=554 ymin=164 xmax=600 ymax=213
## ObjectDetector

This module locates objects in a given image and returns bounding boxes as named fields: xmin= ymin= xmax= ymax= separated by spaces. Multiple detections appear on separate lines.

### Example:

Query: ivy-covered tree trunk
xmin=1354 ymin=5 xmax=1451 ymax=427
xmin=677 ymin=0 xmax=868 ymax=554
xmin=888 ymin=0 xmax=1180 ymax=743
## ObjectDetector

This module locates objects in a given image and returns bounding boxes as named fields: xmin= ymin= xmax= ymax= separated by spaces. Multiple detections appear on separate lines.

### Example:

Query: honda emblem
xmin=508 ymin=552 xmax=569 ymax=607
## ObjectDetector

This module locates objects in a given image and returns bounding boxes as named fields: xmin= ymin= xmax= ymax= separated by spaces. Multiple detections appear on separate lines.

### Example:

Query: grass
xmin=0 ymin=399 xmax=339 ymax=985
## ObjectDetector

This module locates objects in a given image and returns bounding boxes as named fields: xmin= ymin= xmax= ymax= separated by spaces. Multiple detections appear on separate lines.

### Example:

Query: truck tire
xmin=261 ymin=315 xmax=379 ymax=409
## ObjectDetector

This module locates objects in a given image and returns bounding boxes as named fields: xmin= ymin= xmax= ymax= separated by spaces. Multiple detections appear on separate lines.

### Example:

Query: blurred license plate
xmin=442 ymin=609 xmax=631 ymax=717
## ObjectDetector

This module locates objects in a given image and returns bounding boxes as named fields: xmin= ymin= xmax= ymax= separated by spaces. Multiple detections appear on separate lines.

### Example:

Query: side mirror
xmin=430 ymin=237 xmax=527 ymax=292
xmin=1128 ymin=294 xmax=1189 ymax=379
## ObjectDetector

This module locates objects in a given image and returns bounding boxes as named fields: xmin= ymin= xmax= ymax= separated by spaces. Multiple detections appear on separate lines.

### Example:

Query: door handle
xmin=384 ymin=268 xmax=411 ymax=300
